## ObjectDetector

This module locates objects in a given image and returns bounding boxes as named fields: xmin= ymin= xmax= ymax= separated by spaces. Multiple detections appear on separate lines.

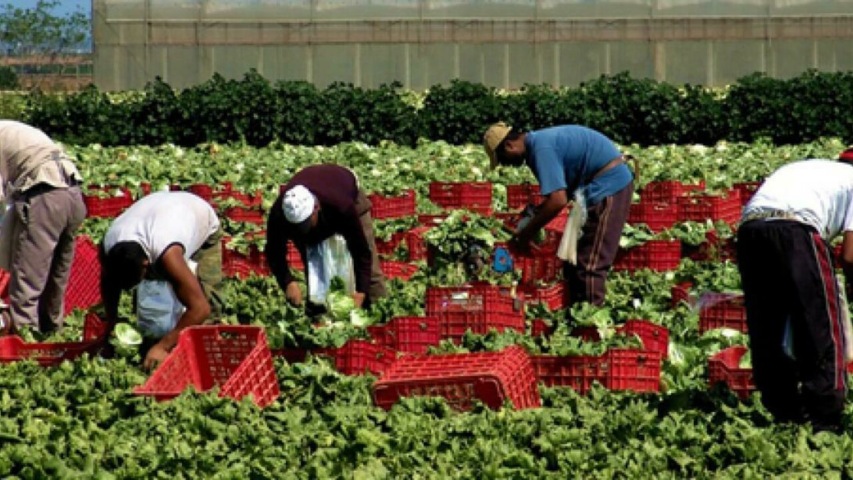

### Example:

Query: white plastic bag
xmin=136 ymin=260 xmax=197 ymax=338
xmin=307 ymin=235 xmax=355 ymax=304
xmin=557 ymin=189 xmax=587 ymax=265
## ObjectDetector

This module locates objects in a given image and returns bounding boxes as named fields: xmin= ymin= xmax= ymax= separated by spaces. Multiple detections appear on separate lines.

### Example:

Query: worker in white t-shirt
xmin=737 ymin=149 xmax=853 ymax=433
xmin=100 ymin=191 xmax=223 ymax=369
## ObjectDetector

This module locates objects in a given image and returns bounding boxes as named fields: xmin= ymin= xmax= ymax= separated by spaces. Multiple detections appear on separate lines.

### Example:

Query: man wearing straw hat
xmin=483 ymin=123 xmax=633 ymax=312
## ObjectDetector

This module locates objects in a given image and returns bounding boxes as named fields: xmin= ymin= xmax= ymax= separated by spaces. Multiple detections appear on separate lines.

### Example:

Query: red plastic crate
xmin=369 ymin=189 xmax=417 ymax=219
xmin=641 ymin=180 xmax=705 ymax=203
xmin=0 ymin=313 xmax=108 ymax=366
xmin=613 ymin=240 xmax=681 ymax=272
xmin=64 ymin=236 xmax=102 ymax=315
xmin=134 ymin=326 xmax=280 ymax=408
xmin=318 ymin=339 xmax=398 ymax=376
xmin=677 ymin=192 xmax=741 ymax=225
xmin=506 ymin=184 xmax=542 ymax=209
xmin=425 ymin=285 xmax=525 ymax=342
xmin=373 ymin=345 xmax=540 ymax=411
xmin=224 ymin=206 xmax=265 ymax=225
xmin=627 ymin=201 xmax=678 ymax=232
xmin=532 ymin=348 xmax=662 ymax=394
xmin=186 ymin=183 xmax=214 ymax=200
xmin=381 ymin=261 xmax=418 ymax=281
xmin=733 ymin=181 xmax=762 ymax=207
xmin=212 ymin=187 xmax=263 ymax=209
xmin=708 ymin=346 xmax=755 ymax=400
xmin=569 ymin=320 xmax=669 ymax=358
xmin=83 ymin=186 xmax=134 ymax=218
xmin=417 ymin=214 xmax=448 ymax=227
xmin=513 ymin=249 xmax=563 ymax=286
xmin=670 ymin=281 xmax=695 ymax=309
xmin=530 ymin=318 xmax=552 ymax=337
xmin=367 ymin=316 xmax=442 ymax=355
xmin=521 ymin=282 xmax=568 ymax=311
xmin=405 ymin=226 xmax=431 ymax=262
xmin=221 ymin=235 xmax=271 ymax=278
xmin=698 ymin=292 xmax=747 ymax=332
xmin=428 ymin=182 xmax=493 ymax=215
xmin=683 ymin=230 xmax=737 ymax=263
xmin=375 ymin=231 xmax=407 ymax=257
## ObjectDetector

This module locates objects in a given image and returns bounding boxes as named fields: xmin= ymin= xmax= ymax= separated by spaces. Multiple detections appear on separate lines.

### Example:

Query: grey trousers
xmin=8 ymin=185 xmax=87 ymax=332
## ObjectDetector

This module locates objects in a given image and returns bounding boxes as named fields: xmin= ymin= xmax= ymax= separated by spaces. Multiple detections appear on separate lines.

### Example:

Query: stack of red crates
xmin=64 ymin=236 xmax=102 ymax=315
xmin=627 ymin=202 xmax=678 ymax=231
xmin=733 ymin=181 xmax=762 ymax=208
xmin=425 ymin=285 xmax=525 ymax=342
xmin=83 ymin=186 xmax=134 ymax=218
xmin=641 ymin=180 xmax=705 ymax=203
xmin=369 ymin=189 xmax=417 ymax=219
xmin=698 ymin=292 xmax=747 ymax=332
xmin=569 ymin=319 xmax=670 ymax=359
xmin=428 ymin=182 xmax=493 ymax=215
xmin=366 ymin=316 xmax=441 ymax=355
xmin=373 ymin=345 xmax=541 ymax=411
xmin=612 ymin=240 xmax=682 ymax=272
xmin=520 ymin=282 xmax=568 ymax=311
xmin=707 ymin=346 xmax=755 ymax=400
xmin=677 ymin=192 xmax=741 ymax=226
xmin=506 ymin=183 xmax=542 ymax=210
xmin=531 ymin=348 xmax=662 ymax=394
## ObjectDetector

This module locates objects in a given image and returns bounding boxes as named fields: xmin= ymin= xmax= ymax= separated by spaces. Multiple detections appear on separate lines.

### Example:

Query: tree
xmin=0 ymin=0 xmax=89 ymax=88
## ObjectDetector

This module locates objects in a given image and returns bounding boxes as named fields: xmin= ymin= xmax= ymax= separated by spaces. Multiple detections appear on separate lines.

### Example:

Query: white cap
xmin=283 ymin=185 xmax=315 ymax=229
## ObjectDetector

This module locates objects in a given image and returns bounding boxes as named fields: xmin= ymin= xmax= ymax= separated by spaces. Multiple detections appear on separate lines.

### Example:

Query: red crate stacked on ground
xmin=221 ymin=233 xmax=270 ymax=278
xmin=381 ymin=261 xmax=419 ymax=281
xmin=375 ymin=231 xmax=407 ymax=257
xmin=699 ymin=292 xmax=747 ymax=332
xmin=677 ymin=192 xmax=741 ymax=225
xmin=612 ymin=240 xmax=682 ymax=272
xmin=428 ymin=182 xmax=493 ymax=215
xmin=569 ymin=319 xmax=670 ymax=359
xmin=531 ymin=348 xmax=662 ymax=394
xmin=367 ymin=316 xmax=442 ymax=355
xmin=683 ymin=230 xmax=737 ymax=263
xmin=373 ymin=345 xmax=541 ymax=411
xmin=64 ymin=236 xmax=102 ymax=316
xmin=627 ymin=201 xmax=678 ymax=232
xmin=0 ymin=313 xmax=108 ymax=366
xmin=316 ymin=339 xmax=398 ymax=376
xmin=369 ymin=189 xmax=417 ymax=219
xmin=213 ymin=186 xmax=265 ymax=225
xmin=506 ymin=183 xmax=542 ymax=210
xmin=508 ymin=246 xmax=563 ymax=286
xmin=708 ymin=345 xmax=755 ymax=400
xmin=520 ymin=282 xmax=568 ymax=311
xmin=641 ymin=180 xmax=706 ymax=203
xmin=83 ymin=186 xmax=134 ymax=218
xmin=405 ymin=226 xmax=431 ymax=261
xmin=530 ymin=319 xmax=552 ymax=337
xmin=670 ymin=281 xmax=695 ymax=308
xmin=733 ymin=181 xmax=762 ymax=208
xmin=425 ymin=285 xmax=525 ymax=342
xmin=170 ymin=183 xmax=214 ymax=201
xmin=134 ymin=325 xmax=280 ymax=407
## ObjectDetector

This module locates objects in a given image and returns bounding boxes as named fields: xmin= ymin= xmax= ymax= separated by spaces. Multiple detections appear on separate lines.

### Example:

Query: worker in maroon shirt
xmin=266 ymin=164 xmax=387 ymax=309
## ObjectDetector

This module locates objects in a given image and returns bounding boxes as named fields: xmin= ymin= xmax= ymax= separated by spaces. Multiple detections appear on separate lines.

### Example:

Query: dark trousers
xmin=736 ymin=219 xmax=846 ymax=429
xmin=564 ymin=182 xmax=633 ymax=307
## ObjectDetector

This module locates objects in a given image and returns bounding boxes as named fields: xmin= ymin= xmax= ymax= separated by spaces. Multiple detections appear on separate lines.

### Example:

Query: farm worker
xmin=736 ymin=149 xmax=853 ymax=433
xmin=483 ymin=123 xmax=633 ymax=310
xmin=266 ymin=164 xmax=387 ymax=310
xmin=100 ymin=191 xmax=223 ymax=370
xmin=0 ymin=120 xmax=86 ymax=334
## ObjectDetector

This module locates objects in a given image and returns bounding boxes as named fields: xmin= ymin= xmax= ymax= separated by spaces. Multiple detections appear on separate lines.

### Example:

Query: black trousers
xmin=736 ymin=219 xmax=846 ymax=428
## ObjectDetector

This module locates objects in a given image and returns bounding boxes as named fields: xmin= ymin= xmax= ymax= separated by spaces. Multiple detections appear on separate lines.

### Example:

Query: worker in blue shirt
xmin=484 ymin=123 xmax=634 ymax=310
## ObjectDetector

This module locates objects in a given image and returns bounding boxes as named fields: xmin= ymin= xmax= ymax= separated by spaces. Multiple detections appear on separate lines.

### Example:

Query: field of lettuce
xmin=3 ymin=137 xmax=853 ymax=478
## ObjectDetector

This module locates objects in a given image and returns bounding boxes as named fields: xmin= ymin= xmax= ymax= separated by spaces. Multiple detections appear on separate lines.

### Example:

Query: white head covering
xmin=283 ymin=185 xmax=315 ymax=226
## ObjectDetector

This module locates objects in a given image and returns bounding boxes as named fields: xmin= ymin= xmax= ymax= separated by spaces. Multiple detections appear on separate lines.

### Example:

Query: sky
xmin=2 ymin=0 xmax=91 ymax=18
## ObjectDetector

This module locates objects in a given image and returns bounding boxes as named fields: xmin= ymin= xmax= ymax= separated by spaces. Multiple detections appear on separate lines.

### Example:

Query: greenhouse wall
xmin=92 ymin=0 xmax=853 ymax=91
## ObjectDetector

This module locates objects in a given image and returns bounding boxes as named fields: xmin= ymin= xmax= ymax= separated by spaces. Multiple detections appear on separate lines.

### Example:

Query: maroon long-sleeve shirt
xmin=265 ymin=165 xmax=372 ymax=295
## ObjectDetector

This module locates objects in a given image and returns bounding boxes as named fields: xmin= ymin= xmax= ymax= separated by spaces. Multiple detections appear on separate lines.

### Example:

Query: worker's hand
xmin=143 ymin=342 xmax=170 ymax=371
xmin=285 ymin=281 xmax=303 ymax=306
xmin=352 ymin=292 xmax=366 ymax=309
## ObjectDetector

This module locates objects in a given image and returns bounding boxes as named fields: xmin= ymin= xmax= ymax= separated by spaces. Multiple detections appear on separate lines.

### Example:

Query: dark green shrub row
xmin=23 ymin=69 xmax=853 ymax=147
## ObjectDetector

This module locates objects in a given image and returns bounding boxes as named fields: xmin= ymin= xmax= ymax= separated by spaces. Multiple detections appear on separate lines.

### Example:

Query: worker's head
xmin=839 ymin=147 xmax=853 ymax=166
xmin=104 ymin=241 xmax=150 ymax=290
xmin=483 ymin=122 xmax=527 ymax=169
xmin=283 ymin=185 xmax=320 ymax=234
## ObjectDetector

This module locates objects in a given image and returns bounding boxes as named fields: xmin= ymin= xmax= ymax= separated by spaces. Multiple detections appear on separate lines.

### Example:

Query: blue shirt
xmin=524 ymin=125 xmax=632 ymax=205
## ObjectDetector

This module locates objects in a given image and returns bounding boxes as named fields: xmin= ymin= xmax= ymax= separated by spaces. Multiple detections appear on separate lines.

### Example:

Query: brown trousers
xmin=8 ymin=185 xmax=87 ymax=332
xmin=564 ymin=182 xmax=634 ymax=307
xmin=354 ymin=190 xmax=388 ymax=303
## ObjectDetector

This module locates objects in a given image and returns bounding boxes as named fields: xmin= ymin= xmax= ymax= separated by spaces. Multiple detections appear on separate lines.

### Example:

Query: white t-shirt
xmin=104 ymin=191 xmax=220 ymax=262
xmin=743 ymin=159 xmax=853 ymax=240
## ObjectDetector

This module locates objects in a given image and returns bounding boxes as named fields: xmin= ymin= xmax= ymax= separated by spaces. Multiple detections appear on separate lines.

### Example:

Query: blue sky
xmin=2 ymin=0 xmax=91 ymax=18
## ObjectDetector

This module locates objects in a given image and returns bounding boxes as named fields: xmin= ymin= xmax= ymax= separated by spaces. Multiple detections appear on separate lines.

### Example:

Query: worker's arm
xmin=144 ymin=245 xmax=210 ymax=369
xmin=513 ymin=189 xmax=568 ymax=247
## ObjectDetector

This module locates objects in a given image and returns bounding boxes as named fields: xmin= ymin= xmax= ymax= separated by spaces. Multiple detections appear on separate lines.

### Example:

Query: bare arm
xmin=155 ymin=245 xmax=211 ymax=351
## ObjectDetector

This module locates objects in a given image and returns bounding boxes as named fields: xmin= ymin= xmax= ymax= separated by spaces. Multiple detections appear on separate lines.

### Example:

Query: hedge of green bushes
xmin=15 ymin=69 xmax=853 ymax=147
